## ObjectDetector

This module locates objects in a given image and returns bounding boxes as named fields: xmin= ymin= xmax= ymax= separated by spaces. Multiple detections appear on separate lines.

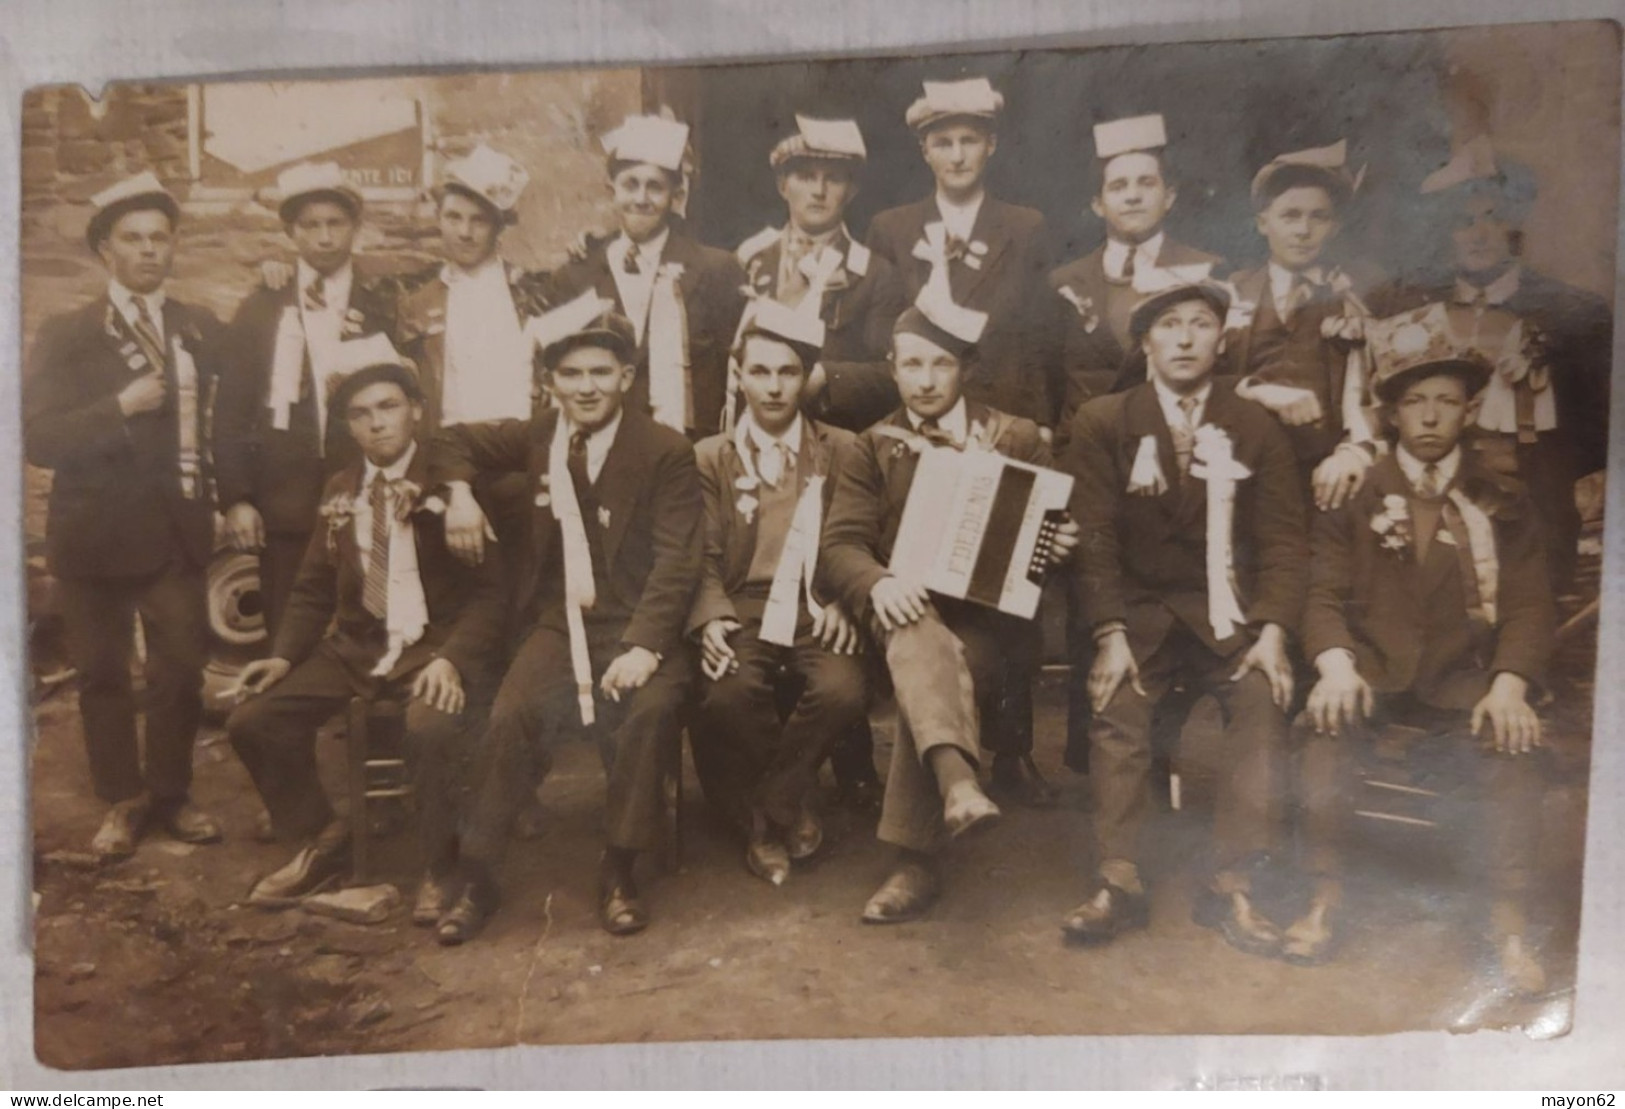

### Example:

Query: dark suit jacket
xmin=1064 ymin=379 xmax=1307 ymax=659
xmin=24 ymin=294 xmax=226 ymax=579
xmin=866 ymin=196 xmax=1058 ymax=426
xmin=213 ymin=270 xmax=399 ymax=536
xmin=737 ymin=226 xmax=907 ymax=431
xmin=394 ymin=261 xmax=552 ymax=436
xmin=1049 ymin=236 xmax=1223 ymax=441
xmin=819 ymin=402 xmax=1050 ymax=618
xmin=546 ymin=230 xmax=747 ymax=438
xmin=430 ymin=407 xmax=704 ymax=658
xmin=688 ymin=418 xmax=856 ymax=634
xmin=273 ymin=448 xmax=508 ymax=685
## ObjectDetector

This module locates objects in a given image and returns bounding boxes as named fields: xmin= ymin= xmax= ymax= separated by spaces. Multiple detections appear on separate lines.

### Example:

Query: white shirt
xmin=1267 ymin=261 xmax=1327 ymax=320
xmin=1395 ymin=444 xmax=1461 ymax=495
xmin=563 ymin=408 xmax=625 ymax=486
xmin=1103 ymin=231 xmax=1165 ymax=283
xmin=1152 ymin=378 xmax=1211 ymax=432
xmin=354 ymin=442 xmax=419 ymax=578
xmin=607 ymin=226 xmax=671 ymax=339
xmin=1455 ymin=263 xmax=1521 ymax=307
xmin=744 ymin=412 xmax=804 ymax=486
xmin=934 ymin=190 xmax=985 ymax=244
xmin=906 ymin=396 xmax=970 ymax=445
xmin=109 ymin=280 xmax=166 ymax=346
xmin=295 ymin=258 xmax=353 ymax=356
xmin=441 ymin=256 xmax=534 ymax=426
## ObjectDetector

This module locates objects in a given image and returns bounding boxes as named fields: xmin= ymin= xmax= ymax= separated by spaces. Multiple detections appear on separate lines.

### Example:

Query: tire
xmin=201 ymin=547 xmax=268 ymax=720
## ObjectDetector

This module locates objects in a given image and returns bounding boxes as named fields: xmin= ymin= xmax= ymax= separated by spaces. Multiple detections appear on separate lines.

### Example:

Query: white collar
xmin=565 ymin=407 xmax=625 ymax=449
xmin=362 ymin=440 xmax=417 ymax=488
xmin=611 ymin=226 xmax=671 ymax=268
xmin=907 ymin=396 xmax=969 ymax=443
xmin=443 ymin=254 xmax=506 ymax=286
xmin=108 ymin=279 xmax=165 ymax=320
xmin=1104 ymin=231 xmax=1165 ymax=277
xmin=1151 ymin=377 xmax=1212 ymax=427
xmin=744 ymin=411 xmax=804 ymax=457
xmin=786 ymin=222 xmax=843 ymax=252
xmin=1456 ymin=263 xmax=1521 ymax=307
xmin=296 ymin=258 xmax=353 ymax=301
xmin=1395 ymin=444 xmax=1461 ymax=492
xmin=934 ymin=190 xmax=985 ymax=237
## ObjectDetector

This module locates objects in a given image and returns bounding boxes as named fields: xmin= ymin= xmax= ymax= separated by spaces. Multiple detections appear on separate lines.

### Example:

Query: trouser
xmin=690 ymin=619 xmax=869 ymax=833
xmin=259 ymin=530 xmax=311 ymax=647
xmin=227 ymin=640 xmax=486 ymax=862
xmin=1295 ymin=695 xmax=1543 ymax=901
xmin=1519 ymin=440 xmax=1581 ymax=595
xmin=57 ymin=559 xmax=207 ymax=805
xmin=1063 ymin=572 xmax=1094 ymax=772
xmin=1089 ymin=624 xmax=1286 ymax=872
xmin=461 ymin=623 xmax=691 ymax=872
xmin=876 ymin=600 xmax=1032 ymax=852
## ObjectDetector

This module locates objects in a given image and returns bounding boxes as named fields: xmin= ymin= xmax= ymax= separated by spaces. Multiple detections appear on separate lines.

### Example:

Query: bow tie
xmin=943 ymin=234 xmax=970 ymax=263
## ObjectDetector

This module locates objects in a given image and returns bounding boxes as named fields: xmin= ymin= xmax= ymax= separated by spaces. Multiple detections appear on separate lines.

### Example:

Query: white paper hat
xmin=770 ymin=115 xmax=867 ymax=168
xmin=602 ymin=115 xmax=692 ymax=173
xmin=438 ymin=143 xmax=530 ymax=221
xmin=86 ymin=171 xmax=179 ymax=247
xmin=1094 ymin=114 xmax=1168 ymax=160
xmin=904 ymin=77 xmax=1004 ymax=132
xmin=272 ymin=161 xmax=363 ymax=221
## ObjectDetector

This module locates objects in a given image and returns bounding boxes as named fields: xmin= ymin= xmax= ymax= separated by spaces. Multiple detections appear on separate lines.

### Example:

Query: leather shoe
xmin=159 ymin=801 xmax=222 ymax=845
xmin=861 ymin=861 xmax=940 ymax=924
xmin=942 ymin=780 xmax=1001 ymax=839
xmin=1061 ymin=882 xmax=1150 ymax=943
xmin=745 ymin=838 xmax=791 ymax=886
xmin=247 ymin=822 xmax=349 ymax=907
xmin=989 ymin=753 xmax=1059 ymax=808
xmin=412 ymin=870 xmax=459 ymax=927
xmin=599 ymin=882 xmax=649 ymax=936
xmin=91 ymin=795 xmax=151 ymax=860
xmin=435 ymin=887 xmax=496 ymax=946
xmin=785 ymin=802 xmax=824 ymax=861
xmin=1281 ymin=883 xmax=1341 ymax=966
xmin=1193 ymin=885 xmax=1283 ymax=959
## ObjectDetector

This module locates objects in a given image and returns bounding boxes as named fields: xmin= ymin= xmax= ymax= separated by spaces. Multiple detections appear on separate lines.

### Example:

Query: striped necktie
xmin=304 ymin=274 xmax=327 ymax=312
xmin=130 ymin=296 xmax=165 ymax=371
xmin=1172 ymin=395 xmax=1201 ymax=477
xmin=363 ymin=473 xmax=391 ymax=619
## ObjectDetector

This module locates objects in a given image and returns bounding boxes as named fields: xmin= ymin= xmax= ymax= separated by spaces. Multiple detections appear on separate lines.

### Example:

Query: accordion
xmin=888 ymin=448 xmax=1073 ymax=619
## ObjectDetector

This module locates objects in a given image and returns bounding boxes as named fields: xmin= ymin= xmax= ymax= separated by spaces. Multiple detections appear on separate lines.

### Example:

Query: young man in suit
xmin=866 ymin=78 xmax=1059 ymax=434
xmin=546 ymin=114 xmax=748 ymax=439
xmin=24 ymin=172 xmax=227 ymax=859
xmin=1061 ymin=279 xmax=1307 ymax=955
xmin=734 ymin=114 xmax=908 ymax=433
xmin=1409 ymin=136 xmax=1612 ymax=595
xmin=1227 ymin=142 xmax=1382 ymax=516
xmin=226 ymin=349 xmax=507 ymax=921
xmin=689 ymin=303 xmax=869 ymax=884
xmin=214 ymin=162 xmax=401 ymax=643
xmin=430 ymin=295 xmax=704 ymax=943
xmin=1291 ymin=303 xmax=1556 ymax=994
xmin=819 ymin=294 xmax=1079 ymax=923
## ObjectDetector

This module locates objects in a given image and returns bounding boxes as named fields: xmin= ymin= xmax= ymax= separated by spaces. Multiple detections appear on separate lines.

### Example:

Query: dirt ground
xmin=30 ymin=644 xmax=1594 ymax=1071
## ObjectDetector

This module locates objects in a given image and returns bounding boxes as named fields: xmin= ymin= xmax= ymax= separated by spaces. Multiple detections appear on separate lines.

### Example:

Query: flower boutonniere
xmin=534 ymin=471 xmax=551 ymax=509
xmin=320 ymin=492 xmax=358 ymax=554
xmin=1223 ymin=299 xmax=1258 ymax=334
xmin=389 ymin=478 xmax=424 ymax=522
xmin=656 ymin=261 xmax=686 ymax=286
xmin=341 ymin=307 xmax=367 ymax=338
xmin=1057 ymin=286 xmax=1099 ymax=334
xmin=734 ymin=474 xmax=760 ymax=523
xmin=597 ymin=505 xmax=612 ymax=530
xmin=1370 ymin=494 xmax=1414 ymax=559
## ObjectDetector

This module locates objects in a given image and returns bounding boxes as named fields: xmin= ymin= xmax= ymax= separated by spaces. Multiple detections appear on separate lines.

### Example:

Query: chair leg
xmin=346 ymin=696 xmax=370 ymax=885
xmin=663 ymin=733 xmax=685 ymax=874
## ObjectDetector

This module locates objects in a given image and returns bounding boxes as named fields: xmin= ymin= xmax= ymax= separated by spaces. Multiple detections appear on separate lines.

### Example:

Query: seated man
xmin=819 ymin=293 xmax=1078 ymax=923
xmin=689 ymin=303 xmax=869 ymax=884
xmin=431 ymin=295 xmax=703 ymax=943
xmin=227 ymin=346 xmax=507 ymax=922
xmin=1061 ymin=279 xmax=1307 ymax=956
xmin=1292 ymin=304 xmax=1556 ymax=993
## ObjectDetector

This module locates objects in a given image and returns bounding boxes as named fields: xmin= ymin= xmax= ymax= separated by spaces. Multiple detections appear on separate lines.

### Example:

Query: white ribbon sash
xmin=358 ymin=484 xmax=430 ymax=677
xmin=647 ymin=266 xmax=691 ymax=432
xmin=760 ymin=476 xmax=826 ymax=647
xmin=1475 ymin=318 xmax=1557 ymax=437
xmin=1127 ymin=434 xmax=1168 ymax=496
xmin=1445 ymin=488 xmax=1500 ymax=627
xmin=1189 ymin=425 xmax=1252 ymax=640
xmin=549 ymin=421 xmax=600 ymax=725
xmin=172 ymin=337 xmax=201 ymax=500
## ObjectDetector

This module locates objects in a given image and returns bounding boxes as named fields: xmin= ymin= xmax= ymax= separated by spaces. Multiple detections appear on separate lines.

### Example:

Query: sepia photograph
xmin=15 ymin=14 xmax=1619 ymax=1073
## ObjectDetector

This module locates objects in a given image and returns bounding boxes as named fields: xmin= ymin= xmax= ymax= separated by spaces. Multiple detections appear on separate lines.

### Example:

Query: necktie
xmin=944 ymin=234 xmax=968 ymax=263
xmin=1417 ymin=463 xmax=1442 ymax=498
xmin=756 ymin=439 xmax=788 ymax=488
xmin=568 ymin=431 xmax=593 ymax=501
xmin=304 ymin=274 xmax=327 ymax=313
xmin=623 ymin=244 xmax=642 ymax=275
xmin=919 ymin=416 xmax=957 ymax=449
xmin=1282 ymin=277 xmax=1314 ymax=323
xmin=1172 ymin=395 xmax=1201 ymax=477
xmin=1121 ymin=247 xmax=1137 ymax=282
xmin=781 ymin=232 xmax=811 ymax=300
xmin=363 ymin=473 xmax=391 ymax=619
xmin=130 ymin=296 xmax=165 ymax=371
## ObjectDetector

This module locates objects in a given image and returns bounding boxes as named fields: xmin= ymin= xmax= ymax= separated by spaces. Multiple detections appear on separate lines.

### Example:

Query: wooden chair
xmin=345 ymin=694 xmax=412 ymax=884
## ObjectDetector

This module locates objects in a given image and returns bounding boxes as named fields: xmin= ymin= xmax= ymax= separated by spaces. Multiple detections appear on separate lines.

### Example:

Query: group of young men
xmin=25 ymin=76 xmax=1610 ymax=997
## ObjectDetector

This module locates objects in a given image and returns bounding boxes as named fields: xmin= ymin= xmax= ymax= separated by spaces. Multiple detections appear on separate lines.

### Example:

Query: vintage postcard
xmin=18 ymin=16 xmax=1617 ymax=1071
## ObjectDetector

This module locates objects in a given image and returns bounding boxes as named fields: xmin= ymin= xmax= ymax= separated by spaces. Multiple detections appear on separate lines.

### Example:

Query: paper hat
xmin=436 ymin=144 xmax=530 ymax=224
xmin=272 ymin=161 xmax=364 ymax=223
xmin=86 ymin=171 xmax=180 ymax=249
xmin=770 ymin=115 xmax=867 ymax=169
xmin=895 ymin=280 xmax=988 ymax=359
xmin=1094 ymin=114 xmax=1168 ymax=161
xmin=904 ymin=77 xmax=1004 ymax=133
xmin=740 ymin=296 xmax=828 ymax=356
xmin=1364 ymin=303 xmax=1492 ymax=402
xmin=602 ymin=114 xmax=692 ymax=174
xmin=1419 ymin=134 xmax=1538 ymax=223
xmin=1250 ymin=139 xmax=1362 ymax=209
xmin=1126 ymin=266 xmax=1230 ymax=340
xmin=327 ymin=335 xmax=424 ymax=410
xmin=526 ymin=290 xmax=637 ymax=367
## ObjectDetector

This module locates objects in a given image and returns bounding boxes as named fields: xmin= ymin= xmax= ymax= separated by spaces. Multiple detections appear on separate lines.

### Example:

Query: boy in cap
xmin=734 ymin=114 xmax=908 ymax=433
xmin=1290 ymin=303 xmax=1555 ymax=993
xmin=431 ymin=294 xmax=704 ymax=942
xmin=866 ymin=78 xmax=1060 ymax=433
xmin=1229 ymin=141 xmax=1383 ymax=515
xmin=215 ymin=162 xmax=401 ymax=642
xmin=25 ymin=171 xmax=227 ymax=858
xmin=688 ymin=301 xmax=870 ymax=884
xmin=547 ymin=113 xmax=747 ymax=439
xmin=1061 ymin=277 xmax=1306 ymax=955
xmin=819 ymin=289 xmax=1079 ymax=923
xmin=226 ymin=345 xmax=508 ymax=918
xmin=1405 ymin=136 xmax=1612 ymax=594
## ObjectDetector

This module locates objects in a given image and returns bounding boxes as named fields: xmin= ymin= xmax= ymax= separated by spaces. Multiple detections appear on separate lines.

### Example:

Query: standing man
xmin=1412 ymin=136 xmax=1612 ymax=595
xmin=1292 ymin=304 xmax=1555 ymax=993
xmin=866 ymin=78 xmax=1059 ymax=432
xmin=226 ymin=348 xmax=507 ymax=921
xmin=430 ymin=294 xmax=704 ymax=943
xmin=547 ymin=113 xmax=748 ymax=439
xmin=734 ymin=114 xmax=908 ymax=432
xmin=1227 ymin=141 xmax=1382 ymax=515
xmin=24 ymin=172 xmax=226 ymax=858
xmin=215 ymin=162 xmax=401 ymax=643
xmin=819 ymin=293 xmax=1078 ymax=923
xmin=689 ymin=302 xmax=869 ymax=884
xmin=1061 ymin=278 xmax=1307 ymax=955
